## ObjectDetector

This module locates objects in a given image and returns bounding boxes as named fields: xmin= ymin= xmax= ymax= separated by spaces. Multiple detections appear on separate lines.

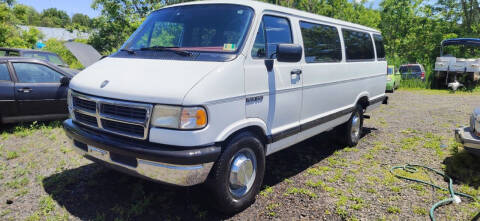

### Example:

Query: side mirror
xmin=276 ymin=43 xmax=303 ymax=63
xmin=60 ymin=76 xmax=71 ymax=86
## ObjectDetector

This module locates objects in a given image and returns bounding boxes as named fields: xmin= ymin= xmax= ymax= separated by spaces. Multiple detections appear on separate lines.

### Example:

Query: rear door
xmin=12 ymin=62 xmax=68 ymax=116
xmin=0 ymin=62 xmax=16 ymax=120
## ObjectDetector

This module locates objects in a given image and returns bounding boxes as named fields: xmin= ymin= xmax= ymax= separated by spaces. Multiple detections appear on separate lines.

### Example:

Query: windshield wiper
xmin=140 ymin=46 xmax=192 ymax=57
xmin=120 ymin=48 xmax=136 ymax=54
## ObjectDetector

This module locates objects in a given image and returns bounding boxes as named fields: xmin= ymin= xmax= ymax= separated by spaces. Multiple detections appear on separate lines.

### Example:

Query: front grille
xmin=75 ymin=112 xmax=97 ymax=126
xmin=101 ymin=119 xmax=145 ymax=137
xmin=101 ymin=103 xmax=147 ymax=121
xmin=73 ymin=96 xmax=96 ymax=112
xmin=70 ymin=91 xmax=153 ymax=139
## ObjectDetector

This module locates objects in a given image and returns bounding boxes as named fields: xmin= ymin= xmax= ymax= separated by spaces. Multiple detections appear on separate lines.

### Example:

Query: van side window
xmin=373 ymin=34 xmax=386 ymax=60
xmin=342 ymin=29 xmax=375 ymax=61
xmin=300 ymin=21 xmax=342 ymax=63
xmin=0 ymin=63 xmax=10 ymax=81
xmin=252 ymin=15 xmax=293 ymax=59
xmin=251 ymin=21 xmax=266 ymax=58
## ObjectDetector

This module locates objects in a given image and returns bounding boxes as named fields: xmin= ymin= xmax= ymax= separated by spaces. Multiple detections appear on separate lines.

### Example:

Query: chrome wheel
xmin=351 ymin=112 xmax=361 ymax=141
xmin=229 ymin=148 xmax=257 ymax=198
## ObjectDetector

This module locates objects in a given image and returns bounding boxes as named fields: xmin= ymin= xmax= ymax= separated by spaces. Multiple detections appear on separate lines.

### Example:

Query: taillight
xmin=421 ymin=72 xmax=425 ymax=79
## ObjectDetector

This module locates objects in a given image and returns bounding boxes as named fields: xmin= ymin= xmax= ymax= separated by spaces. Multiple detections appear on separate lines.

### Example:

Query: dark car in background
xmin=0 ymin=57 xmax=74 ymax=124
xmin=0 ymin=48 xmax=69 ymax=68
xmin=399 ymin=64 xmax=426 ymax=80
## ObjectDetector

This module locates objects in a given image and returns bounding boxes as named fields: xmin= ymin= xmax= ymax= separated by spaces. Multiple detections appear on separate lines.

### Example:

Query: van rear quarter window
xmin=373 ymin=34 xmax=386 ymax=60
xmin=300 ymin=21 xmax=342 ymax=63
xmin=342 ymin=29 xmax=375 ymax=61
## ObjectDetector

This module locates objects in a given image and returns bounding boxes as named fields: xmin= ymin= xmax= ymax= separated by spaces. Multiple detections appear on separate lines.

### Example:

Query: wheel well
xmin=357 ymin=96 xmax=369 ymax=110
xmin=222 ymin=126 xmax=268 ymax=150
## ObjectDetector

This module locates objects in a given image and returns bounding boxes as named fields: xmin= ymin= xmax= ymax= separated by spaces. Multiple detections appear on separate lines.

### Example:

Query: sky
xmin=16 ymin=0 xmax=100 ymax=18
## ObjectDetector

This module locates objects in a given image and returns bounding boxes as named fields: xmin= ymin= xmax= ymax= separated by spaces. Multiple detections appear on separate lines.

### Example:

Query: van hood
xmin=69 ymin=57 xmax=222 ymax=104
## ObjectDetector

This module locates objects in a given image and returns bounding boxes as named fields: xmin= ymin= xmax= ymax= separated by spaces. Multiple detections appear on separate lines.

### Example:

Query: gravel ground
xmin=1 ymin=89 xmax=480 ymax=220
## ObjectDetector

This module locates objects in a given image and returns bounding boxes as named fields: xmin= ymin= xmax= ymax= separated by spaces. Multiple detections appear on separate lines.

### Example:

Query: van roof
xmin=161 ymin=0 xmax=381 ymax=34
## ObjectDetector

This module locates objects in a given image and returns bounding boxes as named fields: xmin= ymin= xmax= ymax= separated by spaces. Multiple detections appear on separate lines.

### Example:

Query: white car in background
xmin=63 ymin=0 xmax=388 ymax=213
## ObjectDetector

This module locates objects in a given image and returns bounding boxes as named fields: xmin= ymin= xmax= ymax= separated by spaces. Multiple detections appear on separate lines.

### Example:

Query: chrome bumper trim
xmin=455 ymin=126 xmax=480 ymax=149
xmin=68 ymin=138 xmax=213 ymax=186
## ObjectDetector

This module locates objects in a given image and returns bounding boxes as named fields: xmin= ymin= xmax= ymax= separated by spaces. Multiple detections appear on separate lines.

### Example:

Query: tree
xmin=72 ymin=13 xmax=92 ymax=27
xmin=0 ymin=3 xmax=42 ymax=48
xmin=40 ymin=8 xmax=70 ymax=27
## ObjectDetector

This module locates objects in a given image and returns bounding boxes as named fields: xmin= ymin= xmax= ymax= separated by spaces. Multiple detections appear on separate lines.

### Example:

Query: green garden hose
xmin=390 ymin=164 xmax=475 ymax=221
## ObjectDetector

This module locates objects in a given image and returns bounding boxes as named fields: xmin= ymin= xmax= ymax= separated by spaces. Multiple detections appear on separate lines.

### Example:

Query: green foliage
xmin=39 ymin=8 xmax=70 ymax=28
xmin=42 ymin=39 xmax=84 ymax=69
xmin=0 ymin=3 xmax=42 ymax=48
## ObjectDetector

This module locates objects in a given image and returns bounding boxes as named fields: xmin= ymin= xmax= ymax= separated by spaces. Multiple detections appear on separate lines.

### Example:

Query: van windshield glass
xmin=124 ymin=4 xmax=254 ymax=53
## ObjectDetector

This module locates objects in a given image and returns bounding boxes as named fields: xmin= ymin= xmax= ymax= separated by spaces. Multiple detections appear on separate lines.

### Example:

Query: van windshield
xmin=124 ymin=4 xmax=254 ymax=54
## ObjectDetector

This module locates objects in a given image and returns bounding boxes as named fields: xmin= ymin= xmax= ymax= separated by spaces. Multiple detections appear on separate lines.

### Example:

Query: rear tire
xmin=338 ymin=105 xmax=364 ymax=147
xmin=207 ymin=131 xmax=265 ymax=214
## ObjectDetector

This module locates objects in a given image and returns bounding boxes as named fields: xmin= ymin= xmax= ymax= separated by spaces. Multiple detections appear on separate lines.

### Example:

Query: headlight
xmin=151 ymin=105 xmax=207 ymax=130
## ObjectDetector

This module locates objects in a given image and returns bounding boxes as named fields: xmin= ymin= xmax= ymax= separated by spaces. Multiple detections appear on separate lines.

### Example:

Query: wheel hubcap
xmin=351 ymin=112 xmax=361 ymax=141
xmin=229 ymin=148 xmax=257 ymax=198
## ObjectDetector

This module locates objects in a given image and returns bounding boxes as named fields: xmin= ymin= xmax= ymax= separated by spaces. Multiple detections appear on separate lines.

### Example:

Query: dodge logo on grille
xmin=100 ymin=80 xmax=109 ymax=88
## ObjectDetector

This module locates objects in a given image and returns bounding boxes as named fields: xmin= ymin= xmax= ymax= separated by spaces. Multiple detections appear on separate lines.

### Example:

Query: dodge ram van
xmin=63 ymin=0 xmax=387 ymax=213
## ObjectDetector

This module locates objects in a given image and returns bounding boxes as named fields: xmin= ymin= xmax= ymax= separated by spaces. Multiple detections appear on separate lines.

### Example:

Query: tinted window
xmin=13 ymin=63 xmax=63 ymax=83
xmin=342 ymin=29 xmax=375 ymax=61
xmin=300 ymin=21 xmax=342 ymax=63
xmin=0 ymin=64 xmax=10 ymax=81
xmin=373 ymin=34 xmax=386 ymax=59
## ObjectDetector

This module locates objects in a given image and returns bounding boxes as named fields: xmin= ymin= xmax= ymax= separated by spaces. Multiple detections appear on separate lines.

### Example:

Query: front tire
xmin=207 ymin=131 xmax=265 ymax=214
xmin=339 ymin=105 xmax=364 ymax=147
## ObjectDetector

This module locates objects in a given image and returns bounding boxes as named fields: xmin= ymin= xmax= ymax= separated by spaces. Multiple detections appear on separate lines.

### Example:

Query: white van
xmin=63 ymin=0 xmax=387 ymax=213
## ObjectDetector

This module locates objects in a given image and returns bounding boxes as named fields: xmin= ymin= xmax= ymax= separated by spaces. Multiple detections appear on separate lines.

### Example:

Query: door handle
xmin=18 ymin=88 xmax=32 ymax=93
xmin=291 ymin=69 xmax=302 ymax=75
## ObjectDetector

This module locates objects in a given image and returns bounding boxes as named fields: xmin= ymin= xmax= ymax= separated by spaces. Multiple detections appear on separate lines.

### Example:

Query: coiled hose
xmin=390 ymin=164 xmax=474 ymax=221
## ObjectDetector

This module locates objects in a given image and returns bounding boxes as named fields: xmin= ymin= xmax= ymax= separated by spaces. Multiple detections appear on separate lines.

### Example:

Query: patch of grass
xmin=399 ymin=79 xmax=430 ymax=89
xmin=259 ymin=186 xmax=273 ymax=197
xmin=0 ymin=209 xmax=11 ymax=217
xmin=266 ymin=203 xmax=279 ymax=211
xmin=390 ymin=186 xmax=401 ymax=193
xmin=39 ymin=196 xmax=56 ymax=216
xmin=345 ymin=174 xmax=356 ymax=184
xmin=335 ymin=207 xmax=348 ymax=219
xmin=6 ymin=177 xmax=29 ymax=189
xmin=413 ymin=206 xmax=428 ymax=215
xmin=306 ymin=167 xmax=325 ymax=176
xmin=327 ymin=168 xmax=344 ymax=183
xmin=305 ymin=180 xmax=335 ymax=192
xmin=387 ymin=206 xmax=401 ymax=214
xmin=284 ymin=187 xmax=317 ymax=198
xmin=400 ymin=136 xmax=422 ymax=150
xmin=5 ymin=151 xmax=18 ymax=160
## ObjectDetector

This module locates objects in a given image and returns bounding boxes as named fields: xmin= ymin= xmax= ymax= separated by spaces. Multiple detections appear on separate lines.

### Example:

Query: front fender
xmin=216 ymin=118 xmax=267 ymax=142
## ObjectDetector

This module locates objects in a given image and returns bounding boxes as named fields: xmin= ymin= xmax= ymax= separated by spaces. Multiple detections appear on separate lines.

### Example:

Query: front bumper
xmin=455 ymin=126 xmax=480 ymax=153
xmin=63 ymin=119 xmax=221 ymax=186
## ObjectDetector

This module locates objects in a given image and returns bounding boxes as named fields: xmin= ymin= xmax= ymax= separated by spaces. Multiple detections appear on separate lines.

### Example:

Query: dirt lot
xmin=1 ymin=90 xmax=480 ymax=220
